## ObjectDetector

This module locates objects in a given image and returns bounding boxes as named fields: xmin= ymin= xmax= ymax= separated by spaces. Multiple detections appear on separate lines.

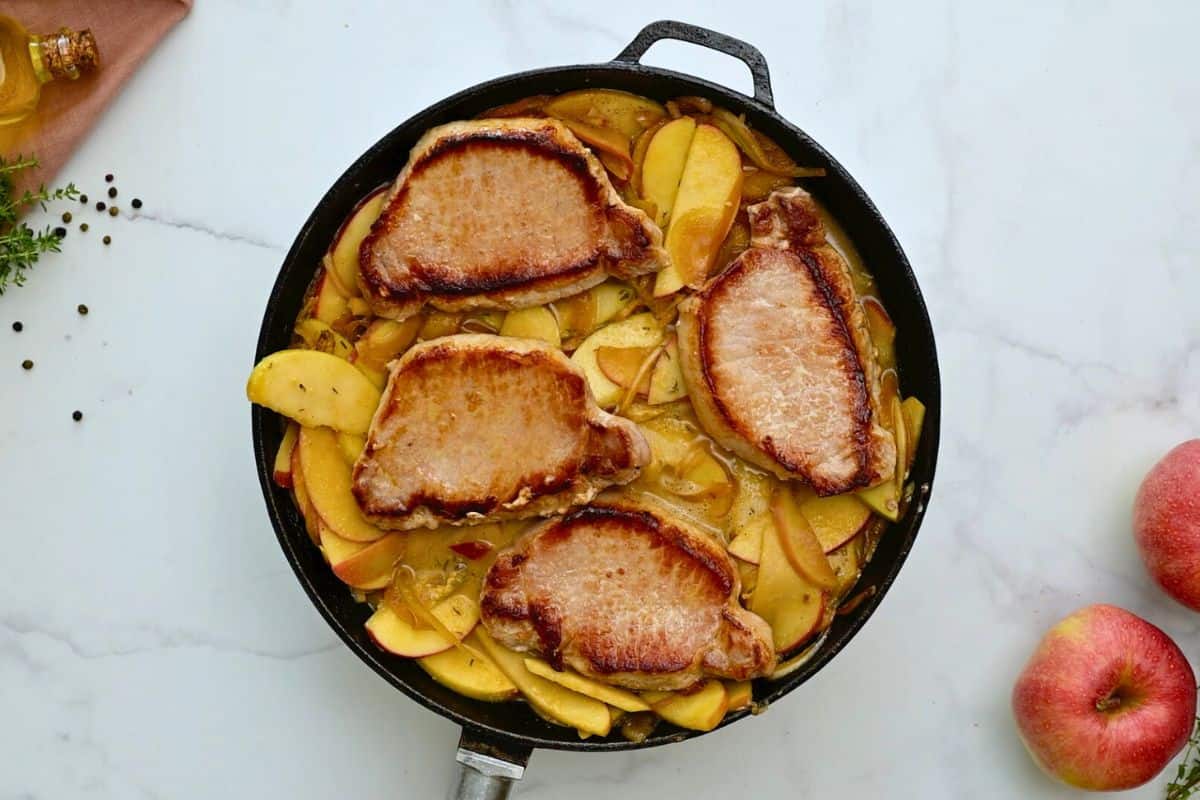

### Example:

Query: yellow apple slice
xmin=418 ymin=631 xmax=518 ymax=702
xmin=294 ymin=318 xmax=354 ymax=361
xmin=857 ymin=389 xmax=907 ymax=521
xmin=727 ymin=515 xmax=767 ymax=565
xmin=311 ymin=269 xmax=349 ymax=324
xmin=354 ymin=317 xmax=422 ymax=372
xmin=647 ymin=336 xmax=687 ymax=405
xmin=591 ymin=281 xmax=636 ymax=326
xmin=642 ymin=681 xmax=729 ymax=731
xmin=417 ymin=311 xmax=463 ymax=341
xmin=474 ymin=628 xmax=612 ymax=736
xmin=552 ymin=291 xmax=598 ymax=340
xmin=772 ymin=489 xmax=838 ymax=590
xmin=726 ymin=681 xmax=753 ymax=711
xmin=499 ymin=306 xmax=560 ymax=346
xmin=740 ymin=167 xmax=794 ymax=204
xmin=247 ymin=350 xmax=381 ymax=434
xmin=571 ymin=313 xmax=665 ymax=407
xmin=751 ymin=498 xmax=828 ymax=653
xmin=291 ymin=446 xmax=320 ymax=545
xmin=557 ymin=118 xmax=634 ymax=181
xmin=329 ymin=187 xmax=386 ymax=298
xmin=297 ymin=426 xmax=385 ymax=542
xmin=798 ymin=491 xmax=873 ymax=554
xmin=901 ymin=397 xmax=926 ymax=475
xmin=545 ymin=89 xmax=667 ymax=140
xmin=365 ymin=594 xmax=479 ymax=658
xmin=641 ymin=116 xmax=696 ymax=227
xmin=653 ymin=125 xmax=743 ymax=296
xmin=273 ymin=423 xmax=299 ymax=488
xmin=524 ymin=659 xmax=651 ymax=713
xmin=319 ymin=525 xmax=405 ymax=590
xmin=863 ymin=297 xmax=896 ymax=371
xmin=595 ymin=345 xmax=655 ymax=396
xmin=336 ymin=432 xmax=365 ymax=466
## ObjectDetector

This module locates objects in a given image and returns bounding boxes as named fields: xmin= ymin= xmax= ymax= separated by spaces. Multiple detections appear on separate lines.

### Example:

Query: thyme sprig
xmin=1167 ymin=714 xmax=1200 ymax=799
xmin=0 ymin=154 xmax=79 ymax=295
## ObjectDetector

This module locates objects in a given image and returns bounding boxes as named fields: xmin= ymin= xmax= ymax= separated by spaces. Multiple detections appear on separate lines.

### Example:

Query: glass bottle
xmin=0 ymin=16 xmax=99 ymax=127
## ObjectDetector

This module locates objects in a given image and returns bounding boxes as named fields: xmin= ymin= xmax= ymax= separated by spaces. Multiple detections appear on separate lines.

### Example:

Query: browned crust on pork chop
xmin=481 ymin=502 xmax=776 ymax=690
xmin=358 ymin=118 xmax=667 ymax=320
xmin=677 ymin=188 xmax=895 ymax=495
xmin=351 ymin=334 xmax=650 ymax=529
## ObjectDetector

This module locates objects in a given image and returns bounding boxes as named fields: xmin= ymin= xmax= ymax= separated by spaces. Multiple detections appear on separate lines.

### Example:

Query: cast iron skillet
xmin=251 ymin=20 xmax=941 ymax=799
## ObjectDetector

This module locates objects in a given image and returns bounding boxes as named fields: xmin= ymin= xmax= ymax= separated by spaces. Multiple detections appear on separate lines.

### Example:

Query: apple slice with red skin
xmin=771 ymin=489 xmax=838 ymax=591
xmin=797 ymin=490 xmax=873 ymax=554
xmin=365 ymin=594 xmax=479 ymax=659
xmin=750 ymin=495 xmax=827 ymax=653
xmin=273 ymin=423 xmax=299 ymax=488
xmin=328 ymin=186 xmax=387 ymax=299
xmin=319 ymin=525 xmax=406 ymax=590
xmin=449 ymin=540 xmax=495 ymax=561
xmin=1012 ymin=604 xmax=1196 ymax=791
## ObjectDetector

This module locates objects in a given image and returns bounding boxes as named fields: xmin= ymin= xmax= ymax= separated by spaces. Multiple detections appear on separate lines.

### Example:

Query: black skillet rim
xmin=252 ymin=60 xmax=941 ymax=753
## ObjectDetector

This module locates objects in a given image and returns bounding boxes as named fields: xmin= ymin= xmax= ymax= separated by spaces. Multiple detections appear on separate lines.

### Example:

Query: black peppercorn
xmin=96 ymin=201 xmax=106 ymax=211
xmin=22 ymin=359 xmax=33 ymax=370
xmin=80 ymin=223 xmax=89 ymax=232
xmin=107 ymin=187 xmax=117 ymax=198
xmin=132 ymin=198 xmax=143 ymax=209
xmin=79 ymin=194 xmax=88 ymax=204
xmin=104 ymin=174 xmax=113 ymax=183
xmin=12 ymin=321 xmax=22 ymax=332
xmin=72 ymin=410 xmax=83 ymax=421
xmin=61 ymin=211 xmax=72 ymax=223
xmin=53 ymin=227 xmax=67 ymax=238
xmin=108 ymin=206 xmax=119 ymax=217
xmin=77 ymin=304 xmax=89 ymax=315
xmin=102 ymin=235 xmax=112 ymax=245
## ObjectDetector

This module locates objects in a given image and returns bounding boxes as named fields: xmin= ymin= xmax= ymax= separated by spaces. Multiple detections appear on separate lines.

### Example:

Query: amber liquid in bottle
xmin=0 ymin=16 xmax=99 ymax=127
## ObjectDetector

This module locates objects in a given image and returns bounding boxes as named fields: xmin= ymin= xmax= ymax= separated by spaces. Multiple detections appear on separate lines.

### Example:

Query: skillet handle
xmin=613 ymin=20 xmax=775 ymax=109
xmin=448 ymin=729 xmax=531 ymax=800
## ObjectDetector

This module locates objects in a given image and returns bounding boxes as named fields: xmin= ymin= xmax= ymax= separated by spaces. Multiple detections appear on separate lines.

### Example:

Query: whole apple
xmin=1012 ymin=604 xmax=1196 ymax=791
xmin=1135 ymin=440 xmax=1200 ymax=610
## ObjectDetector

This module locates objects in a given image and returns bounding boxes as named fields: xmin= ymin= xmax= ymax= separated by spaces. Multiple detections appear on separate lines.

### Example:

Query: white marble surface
xmin=2 ymin=1 xmax=1199 ymax=797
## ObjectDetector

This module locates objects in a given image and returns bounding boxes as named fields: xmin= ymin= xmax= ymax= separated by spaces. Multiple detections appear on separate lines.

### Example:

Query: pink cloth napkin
xmin=1 ymin=0 xmax=192 ymax=192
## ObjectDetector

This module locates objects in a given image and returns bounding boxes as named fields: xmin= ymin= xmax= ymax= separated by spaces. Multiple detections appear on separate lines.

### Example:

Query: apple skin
xmin=1134 ymin=440 xmax=1200 ymax=610
xmin=1012 ymin=604 xmax=1196 ymax=791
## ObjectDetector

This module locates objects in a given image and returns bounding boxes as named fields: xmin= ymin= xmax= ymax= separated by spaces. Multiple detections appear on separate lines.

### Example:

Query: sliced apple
xmin=647 ymin=336 xmax=686 ymax=405
xmin=294 ymin=318 xmax=354 ymax=361
xmin=653 ymin=125 xmax=743 ymax=296
xmin=336 ymin=432 xmax=365 ymax=466
xmin=901 ymin=396 xmax=926 ymax=475
xmin=595 ymin=345 xmax=655 ymax=396
xmin=365 ymin=594 xmax=479 ymax=658
xmin=726 ymin=681 xmax=753 ymax=711
xmin=474 ymin=628 xmax=612 ymax=736
xmin=524 ymin=659 xmax=651 ymax=713
xmin=545 ymin=89 xmax=667 ymax=140
xmin=591 ymin=281 xmax=637 ymax=326
xmin=418 ymin=631 xmax=518 ymax=702
xmin=461 ymin=311 xmax=506 ymax=334
xmin=247 ymin=350 xmax=381 ymax=434
xmin=863 ymin=297 xmax=896 ymax=371
xmin=354 ymin=317 xmax=421 ymax=371
xmin=499 ymin=306 xmax=560 ymax=346
xmin=329 ymin=187 xmax=386 ymax=298
xmin=751 ymin=497 xmax=828 ymax=653
xmin=740 ymin=166 xmax=794 ymax=204
xmin=857 ymin=389 xmax=907 ymax=522
xmin=558 ymin=118 xmax=633 ymax=181
xmin=273 ymin=423 xmax=299 ymax=488
xmin=320 ymin=525 xmax=405 ymax=589
xmin=449 ymin=540 xmax=495 ymax=561
xmin=727 ymin=515 xmax=767 ymax=565
xmin=798 ymin=490 xmax=873 ymax=554
xmin=772 ymin=488 xmax=838 ymax=590
xmin=641 ymin=116 xmax=696 ymax=227
xmin=291 ymin=446 xmax=320 ymax=545
xmin=417 ymin=311 xmax=463 ymax=341
xmin=709 ymin=107 xmax=818 ymax=178
xmin=311 ymin=269 xmax=349 ymax=324
xmin=552 ymin=291 xmax=598 ymax=340
xmin=642 ymin=680 xmax=728 ymax=732
xmin=297 ymin=426 xmax=385 ymax=542
xmin=571 ymin=313 xmax=665 ymax=407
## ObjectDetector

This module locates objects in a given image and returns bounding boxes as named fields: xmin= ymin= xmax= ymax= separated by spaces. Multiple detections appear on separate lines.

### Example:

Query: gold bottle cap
xmin=37 ymin=28 xmax=100 ymax=81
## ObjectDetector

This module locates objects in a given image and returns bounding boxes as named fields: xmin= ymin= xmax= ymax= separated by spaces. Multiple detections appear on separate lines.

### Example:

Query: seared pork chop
xmin=352 ymin=334 xmax=650 ymax=529
xmin=359 ymin=118 xmax=667 ymax=321
xmin=481 ymin=501 xmax=776 ymax=691
xmin=677 ymin=187 xmax=895 ymax=495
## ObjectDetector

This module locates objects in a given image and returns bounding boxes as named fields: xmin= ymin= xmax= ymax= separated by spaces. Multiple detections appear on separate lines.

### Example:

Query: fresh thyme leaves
xmin=1167 ymin=714 xmax=1200 ymax=800
xmin=0 ymin=155 xmax=80 ymax=295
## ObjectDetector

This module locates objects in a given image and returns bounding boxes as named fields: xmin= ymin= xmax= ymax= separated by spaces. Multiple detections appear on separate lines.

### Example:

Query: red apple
xmin=1135 ymin=440 xmax=1200 ymax=610
xmin=1012 ymin=604 xmax=1196 ymax=791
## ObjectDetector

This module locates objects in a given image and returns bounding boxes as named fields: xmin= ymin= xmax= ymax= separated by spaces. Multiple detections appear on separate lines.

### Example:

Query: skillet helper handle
xmin=613 ymin=20 xmax=775 ymax=109
xmin=448 ymin=730 xmax=531 ymax=800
